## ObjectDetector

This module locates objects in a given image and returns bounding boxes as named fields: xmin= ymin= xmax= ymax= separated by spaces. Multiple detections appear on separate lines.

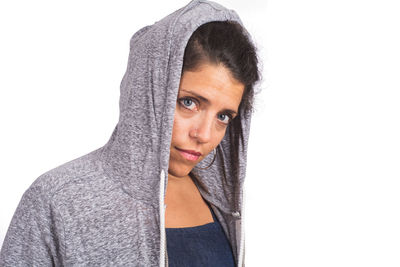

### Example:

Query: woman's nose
xmin=191 ymin=114 xmax=213 ymax=143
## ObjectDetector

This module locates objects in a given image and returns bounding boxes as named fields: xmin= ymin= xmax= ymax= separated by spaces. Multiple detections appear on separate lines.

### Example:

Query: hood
xmin=99 ymin=0 xmax=253 ymax=265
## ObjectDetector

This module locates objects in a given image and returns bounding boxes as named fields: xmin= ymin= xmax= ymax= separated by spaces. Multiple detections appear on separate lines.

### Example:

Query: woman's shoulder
xmin=27 ymin=147 xmax=107 ymax=205
xmin=1 ymin=147 xmax=115 ymax=266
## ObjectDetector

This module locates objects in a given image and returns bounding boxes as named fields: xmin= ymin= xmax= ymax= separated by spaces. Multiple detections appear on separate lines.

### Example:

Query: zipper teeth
xmin=238 ymin=180 xmax=246 ymax=267
xmin=159 ymin=169 xmax=166 ymax=267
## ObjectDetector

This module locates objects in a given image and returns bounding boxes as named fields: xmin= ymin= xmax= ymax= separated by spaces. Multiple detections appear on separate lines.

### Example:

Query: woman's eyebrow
xmin=180 ymin=89 xmax=238 ymax=115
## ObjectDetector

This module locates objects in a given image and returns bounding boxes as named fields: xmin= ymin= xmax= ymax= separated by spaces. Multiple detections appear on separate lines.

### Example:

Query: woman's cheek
xmin=175 ymin=111 xmax=194 ymax=130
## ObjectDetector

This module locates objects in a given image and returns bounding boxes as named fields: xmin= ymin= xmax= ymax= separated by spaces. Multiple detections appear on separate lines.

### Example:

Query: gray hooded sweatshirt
xmin=0 ymin=0 xmax=254 ymax=266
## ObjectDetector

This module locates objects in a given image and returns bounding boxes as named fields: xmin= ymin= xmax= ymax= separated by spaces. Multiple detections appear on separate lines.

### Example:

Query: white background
xmin=0 ymin=0 xmax=399 ymax=266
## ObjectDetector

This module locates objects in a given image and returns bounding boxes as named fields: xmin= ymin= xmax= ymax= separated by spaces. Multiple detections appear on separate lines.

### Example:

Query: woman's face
xmin=168 ymin=63 xmax=245 ymax=179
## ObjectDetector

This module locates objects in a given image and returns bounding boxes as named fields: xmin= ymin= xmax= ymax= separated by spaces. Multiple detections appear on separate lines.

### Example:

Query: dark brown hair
xmin=183 ymin=21 xmax=262 ymax=178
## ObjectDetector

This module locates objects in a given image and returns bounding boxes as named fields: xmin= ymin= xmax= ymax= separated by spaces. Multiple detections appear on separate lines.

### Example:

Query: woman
xmin=0 ymin=0 xmax=261 ymax=266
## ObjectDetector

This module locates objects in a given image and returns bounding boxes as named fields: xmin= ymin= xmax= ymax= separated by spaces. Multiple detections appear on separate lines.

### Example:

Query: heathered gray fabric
xmin=0 ymin=0 xmax=254 ymax=266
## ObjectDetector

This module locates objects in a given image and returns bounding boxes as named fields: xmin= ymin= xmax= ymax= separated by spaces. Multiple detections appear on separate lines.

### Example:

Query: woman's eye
xmin=218 ymin=114 xmax=232 ymax=125
xmin=178 ymin=97 xmax=232 ymax=125
xmin=179 ymin=97 xmax=197 ymax=111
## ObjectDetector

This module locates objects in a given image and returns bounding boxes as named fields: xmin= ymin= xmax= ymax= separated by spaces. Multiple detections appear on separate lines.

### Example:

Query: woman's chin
xmin=167 ymin=163 xmax=193 ymax=178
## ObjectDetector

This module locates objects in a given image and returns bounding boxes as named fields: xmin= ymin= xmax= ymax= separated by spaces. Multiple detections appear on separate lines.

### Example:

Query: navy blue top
xmin=165 ymin=202 xmax=235 ymax=267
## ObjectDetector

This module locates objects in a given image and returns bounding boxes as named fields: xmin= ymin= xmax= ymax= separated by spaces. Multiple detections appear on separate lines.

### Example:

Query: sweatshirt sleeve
xmin=0 ymin=183 xmax=66 ymax=266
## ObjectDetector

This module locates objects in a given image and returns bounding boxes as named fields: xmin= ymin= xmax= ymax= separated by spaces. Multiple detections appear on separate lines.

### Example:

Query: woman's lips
xmin=176 ymin=147 xmax=201 ymax=161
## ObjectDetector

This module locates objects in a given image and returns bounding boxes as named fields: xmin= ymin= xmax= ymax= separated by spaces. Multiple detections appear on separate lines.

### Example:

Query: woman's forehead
xmin=179 ymin=63 xmax=244 ymax=108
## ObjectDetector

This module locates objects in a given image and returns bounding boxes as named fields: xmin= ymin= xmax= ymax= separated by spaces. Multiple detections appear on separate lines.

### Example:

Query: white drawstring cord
xmin=159 ymin=169 xmax=166 ymax=267
xmin=237 ymin=179 xmax=246 ymax=267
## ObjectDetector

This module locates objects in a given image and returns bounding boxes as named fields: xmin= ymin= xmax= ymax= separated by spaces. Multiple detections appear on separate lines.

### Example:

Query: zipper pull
xmin=231 ymin=211 xmax=241 ymax=218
